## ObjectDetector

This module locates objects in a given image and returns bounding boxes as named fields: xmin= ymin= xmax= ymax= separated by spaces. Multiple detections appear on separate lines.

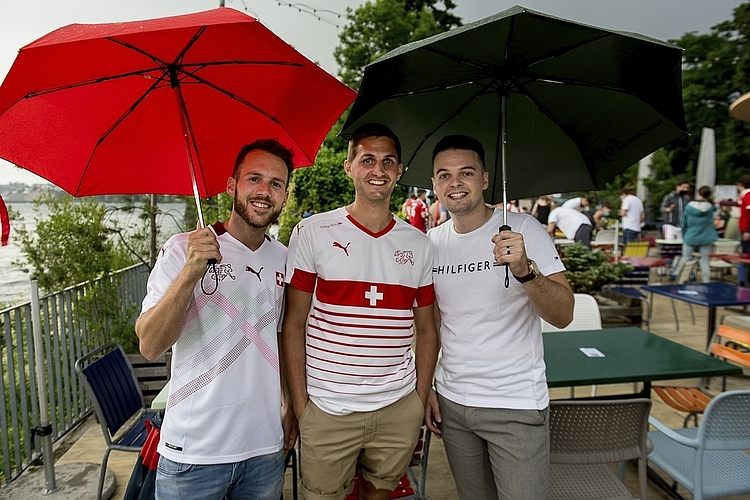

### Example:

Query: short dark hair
xmin=347 ymin=123 xmax=401 ymax=163
xmin=432 ymin=135 xmax=486 ymax=171
xmin=620 ymin=187 xmax=633 ymax=196
xmin=676 ymin=179 xmax=690 ymax=186
xmin=740 ymin=174 xmax=750 ymax=189
xmin=232 ymin=139 xmax=295 ymax=183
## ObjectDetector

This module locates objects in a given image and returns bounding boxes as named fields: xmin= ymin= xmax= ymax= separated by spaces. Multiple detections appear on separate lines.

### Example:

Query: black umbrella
xmin=341 ymin=5 xmax=688 ymax=222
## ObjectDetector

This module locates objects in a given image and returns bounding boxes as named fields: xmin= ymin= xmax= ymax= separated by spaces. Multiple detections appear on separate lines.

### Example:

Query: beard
xmin=233 ymin=192 xmax=283 ymax=229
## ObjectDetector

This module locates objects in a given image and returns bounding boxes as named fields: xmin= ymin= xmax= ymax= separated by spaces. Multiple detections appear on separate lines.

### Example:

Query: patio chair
xmin=648 ymin=390 xmax=750 ymax=500
xmin=709 ymin=239 xmax=740 ymax=280
xmin=345 ymin=424 xmax=431 ymax=500
xmin=623 ymin=240 xmax=649 ymax=257
xmin=605 ymin=266 xmax=651 ymax=329
xmin=75 ymin=342 xmax=154 ymax=500
xmin=542 ymin=293 xmax=602 ymax=397
xmin=646 ymin=257 xmax=698 ymax=331
xmin=549 ymin=398 xmax=652 ymax=500
xmin=653 ymin=324 xmax=750 ymax=427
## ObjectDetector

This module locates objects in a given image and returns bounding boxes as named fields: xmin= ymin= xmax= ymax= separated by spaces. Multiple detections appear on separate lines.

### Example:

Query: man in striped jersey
xmin=283 ymin=123 xmax=439 ymax=500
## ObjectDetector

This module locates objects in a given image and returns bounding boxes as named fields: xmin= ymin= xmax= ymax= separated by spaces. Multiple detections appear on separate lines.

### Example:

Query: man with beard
xmin=425 ymin=134 xmax=573 ymax=500
xmin=282 ymin=123 xmax=438 ymax=500
xmin=135 ymin=139 xmax=296 ymax=500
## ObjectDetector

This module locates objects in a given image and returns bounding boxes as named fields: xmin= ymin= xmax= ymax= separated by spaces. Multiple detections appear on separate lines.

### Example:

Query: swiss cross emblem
xmin=276 ymin=271 xmax=284 ymax=287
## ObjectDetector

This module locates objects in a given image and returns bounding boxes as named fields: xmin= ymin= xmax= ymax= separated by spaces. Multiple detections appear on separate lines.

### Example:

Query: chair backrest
xmin=550 ymin=398 xmax=652 ymax=463
xmin=615 ymin=266 xmax=650 ymax=287
xmin=711 ymin=239 xmax=741 ymax=255
xmin=541 ymin=293 xmax=601 ymax=332
xmin=670 ymin=257 xmax=698 ymax=284
xmin=594 ymin=229 xmax=616 ymax=244
xmin=623 ymin=241 xmax=649 ymax=257
xmin=710 ymin=325 xmax=750 ymax=369
xmin=75 ymin=342 xmax=145 ymax=443
xmin=697 ymin=390 xmax=750 ymax=450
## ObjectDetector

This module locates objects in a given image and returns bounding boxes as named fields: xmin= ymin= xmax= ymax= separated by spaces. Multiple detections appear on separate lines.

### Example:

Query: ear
xmin=226 ymin=176 xmax=236 ymax=197
xmin=482 ymin=171 xmax=489 ymax=190
xmin=397 ymin=162 xmax=403 ymax=181
xmin=344 ymin=160 xmax=354 ymax=180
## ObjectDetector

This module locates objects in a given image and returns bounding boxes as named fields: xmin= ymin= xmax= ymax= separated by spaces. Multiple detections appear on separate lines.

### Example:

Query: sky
xmin=0 ymin=0 xmax=746 ymax=185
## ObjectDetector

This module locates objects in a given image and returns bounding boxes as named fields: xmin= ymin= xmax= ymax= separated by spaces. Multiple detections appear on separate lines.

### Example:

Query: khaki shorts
xmin=299 ymin=390 xmax=425 ymax=500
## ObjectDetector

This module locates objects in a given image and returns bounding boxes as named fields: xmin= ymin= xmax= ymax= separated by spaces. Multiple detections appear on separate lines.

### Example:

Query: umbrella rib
xmin=175 ymin=68 xmax=312 ymax=162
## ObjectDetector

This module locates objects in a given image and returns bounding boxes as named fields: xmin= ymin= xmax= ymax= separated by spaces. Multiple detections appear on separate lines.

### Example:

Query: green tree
xmin=334 ymin=0 xmax=458 ymax=89
xmin=668 ymin=2 xmax=750 ymax=184
xmin=12 ymin=195 xmax=140 ymax=351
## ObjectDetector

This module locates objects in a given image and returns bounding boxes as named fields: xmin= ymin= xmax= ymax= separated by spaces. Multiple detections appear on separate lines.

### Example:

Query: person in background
xmin=591 ymin=203 xmax=611 ymax=231
xmin=426 ymin=134 xmax=573 ymax=500
xmin=620 ymin=187 xmax=645 ymax=245
xmin=561 ymin=196 xmax=589 ymax=212
xmin=738 ymin=174 xmax=750 ymax=286
xmin=660 ymin=180 xmax=691 ymax=240
xmin=135 ymin=139 xmax=296 ymax=500
xmin=405 ymin=188 xmax=430 ymax=232
xmin=547 ymin=206 xmax=593 ymax=248
xmin=282 ymin=123 xmax=438 ymax=500
xmin=531 ymin=195 xmax=554 ymax=226
xmin=681 ymin=186 xmax=718 ymax=283
xmin=432 ymin=195 xmax=451 ymax=227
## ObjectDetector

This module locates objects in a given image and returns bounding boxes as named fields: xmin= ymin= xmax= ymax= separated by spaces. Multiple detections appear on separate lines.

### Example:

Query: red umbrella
xmin=0 ymin=8 xmax=355 ymax=225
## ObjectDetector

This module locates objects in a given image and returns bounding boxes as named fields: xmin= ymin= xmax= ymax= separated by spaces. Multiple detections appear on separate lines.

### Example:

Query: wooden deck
xmin=42 ymin=287 xmax=750 ymax=499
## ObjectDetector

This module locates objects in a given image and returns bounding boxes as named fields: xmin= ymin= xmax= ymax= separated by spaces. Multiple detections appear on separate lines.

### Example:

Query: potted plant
xmin=560 ymin=243 xmax=642 ymax=327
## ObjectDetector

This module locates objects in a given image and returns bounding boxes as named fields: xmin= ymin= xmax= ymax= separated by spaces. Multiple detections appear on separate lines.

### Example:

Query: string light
xmin=234 ymin=0 xmax=347 ymax=28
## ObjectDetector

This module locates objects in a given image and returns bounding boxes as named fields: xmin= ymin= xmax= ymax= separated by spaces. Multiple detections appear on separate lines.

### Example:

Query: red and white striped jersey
xmin=286 ymin=207 xmax=434 ymax=414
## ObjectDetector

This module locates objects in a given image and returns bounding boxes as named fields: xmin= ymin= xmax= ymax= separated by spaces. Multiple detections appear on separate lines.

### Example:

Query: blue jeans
xmin=622 ymin=229 xmax=641 ymax=245
xmin=155 ymin=450 xmax=285 ymax=500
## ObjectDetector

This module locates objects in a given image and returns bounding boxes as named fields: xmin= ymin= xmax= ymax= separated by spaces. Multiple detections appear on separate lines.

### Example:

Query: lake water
xmin=0 ymin=201 xmax=187 ymax=307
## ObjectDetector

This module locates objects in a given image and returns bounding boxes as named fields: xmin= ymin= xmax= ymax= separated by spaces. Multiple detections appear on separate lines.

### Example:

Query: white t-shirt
xmin=561 ymin=197 xmax=585 ymax=211
xmin=141 ymin=222 xmax=286 ymax=465
xmin=286 ymin=207 xmax=434 ymax=415
xmin=548 ymin=207 xmax=592 ymax=239
xmin=621 ymin=195 xmax=645 ymax=232
xmin=429 ymin=209 xmax=565 ymax=410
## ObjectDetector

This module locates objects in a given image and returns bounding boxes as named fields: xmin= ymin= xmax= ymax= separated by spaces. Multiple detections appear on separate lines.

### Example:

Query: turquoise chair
xmin=648 ymin=390 xmax=750 ymax=500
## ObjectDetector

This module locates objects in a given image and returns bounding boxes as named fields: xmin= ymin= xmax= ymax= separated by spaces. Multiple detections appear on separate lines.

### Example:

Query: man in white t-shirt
xmin=283 ymin=123 xmax=439 ymax=500
xmin=425 ymin=134 xmax=574 ymax=500
xmin=561 ymin=196 xmax=590 ymax=212
xmin=135 ymin=139 xmax=296 ymax=500
xmin=546 ymin=206 xmax=593 ymax=248
xmin=620 ymin=187 xmax=645 ymax=245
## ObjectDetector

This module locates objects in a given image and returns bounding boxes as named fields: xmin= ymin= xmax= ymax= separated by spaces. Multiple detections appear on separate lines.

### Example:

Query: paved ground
xmin=6 ymin=268 xmax=750 ymax=499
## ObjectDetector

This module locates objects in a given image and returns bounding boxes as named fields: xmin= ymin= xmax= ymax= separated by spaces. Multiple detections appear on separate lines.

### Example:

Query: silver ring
xmin=506 ymin=246 xmax=511 ymax=255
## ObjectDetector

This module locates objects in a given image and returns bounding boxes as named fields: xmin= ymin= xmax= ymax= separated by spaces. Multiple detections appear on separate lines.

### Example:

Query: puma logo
xmin=245 ymin=266 xmax=263 ymax=281
xmin=333 ymin=241 xmax=351 ymax=256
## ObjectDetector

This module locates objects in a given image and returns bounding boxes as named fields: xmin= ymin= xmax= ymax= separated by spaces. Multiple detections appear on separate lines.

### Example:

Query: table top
xmin=544 ymin=327 xmax=741 ymax=388
xmin=710 ymin=253 xmax=750 ymax=264
xmin=641 ymin=282 xmax=750 ymax=307
xmin=616 ymin=256 xmax=667 ymax=267
xmin=152 ymin=382 xmax=168 ymax=410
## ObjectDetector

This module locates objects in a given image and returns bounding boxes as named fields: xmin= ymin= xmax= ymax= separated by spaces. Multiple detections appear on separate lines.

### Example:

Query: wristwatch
xmin=513 ymin=259 xmax=539 ymax=283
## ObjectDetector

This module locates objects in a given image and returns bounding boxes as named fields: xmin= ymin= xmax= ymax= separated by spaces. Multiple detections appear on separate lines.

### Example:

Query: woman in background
xmin=531 ymin=195 xmax=555 ymax=225
xmin=681 ymin=186 xmax=718 ymax=283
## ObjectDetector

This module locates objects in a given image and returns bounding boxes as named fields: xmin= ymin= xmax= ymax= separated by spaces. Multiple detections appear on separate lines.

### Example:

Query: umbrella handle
xmin=499 ymin=225 xmax=511 ymax=288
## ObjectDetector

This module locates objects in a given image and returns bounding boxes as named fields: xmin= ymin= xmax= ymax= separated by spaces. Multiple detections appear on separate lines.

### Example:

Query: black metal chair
xmin=75 ymin=341 xmax=154 ymax=500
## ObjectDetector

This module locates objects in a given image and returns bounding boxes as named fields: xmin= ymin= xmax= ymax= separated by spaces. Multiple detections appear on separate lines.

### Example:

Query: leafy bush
xmin=561 ymin=243 xmax=633 ymax=294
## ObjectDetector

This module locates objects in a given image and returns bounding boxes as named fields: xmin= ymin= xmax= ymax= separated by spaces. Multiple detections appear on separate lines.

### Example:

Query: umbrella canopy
xmin=0 ymin=8 xmax=355 ymax=212
xmin=341 ymin=5 xmax=687 ymax=205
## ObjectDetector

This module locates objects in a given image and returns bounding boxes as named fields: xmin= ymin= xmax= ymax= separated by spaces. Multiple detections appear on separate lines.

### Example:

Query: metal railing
xmin=0 ymin=263 xmax=148 ymax=485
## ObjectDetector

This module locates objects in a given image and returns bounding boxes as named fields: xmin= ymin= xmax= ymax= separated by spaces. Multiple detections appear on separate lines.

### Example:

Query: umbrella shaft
xmin=172 ymin=85 xmax=206 ymax=228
